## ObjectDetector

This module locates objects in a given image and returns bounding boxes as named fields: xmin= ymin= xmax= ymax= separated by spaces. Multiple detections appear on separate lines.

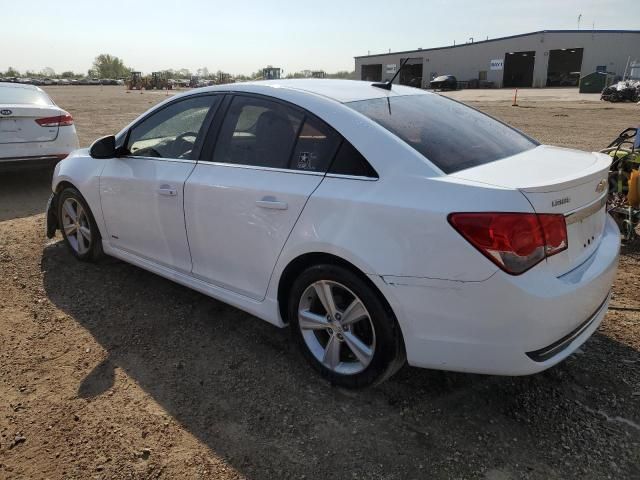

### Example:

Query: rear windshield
xmin=0 ymin=86 xmax=53 ymax=106
xmin=347 ymin=94 xmax=537 ymax=173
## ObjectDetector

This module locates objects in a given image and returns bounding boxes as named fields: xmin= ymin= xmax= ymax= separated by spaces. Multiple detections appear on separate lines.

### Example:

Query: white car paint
xmin=0 ymin=83 xmax=79 ymax=169
xmin=99 ymin=156 xmax=196 ymax=273
xmin=50 ymin=80 xmax=620 ymax=376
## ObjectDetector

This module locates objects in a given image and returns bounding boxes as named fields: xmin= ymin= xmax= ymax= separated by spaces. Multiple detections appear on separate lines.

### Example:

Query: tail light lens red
xmin=448 ymin=212 xmax=567 ymax=275
xmin=35 ymin=114 xmax=73 ymax=127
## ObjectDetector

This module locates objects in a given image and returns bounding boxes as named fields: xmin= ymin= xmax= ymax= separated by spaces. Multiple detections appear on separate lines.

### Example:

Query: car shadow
xmin=0 ymin=167 xmax=53 ymax=222
xmin=41 ymin=241 xmax=640 ymax=479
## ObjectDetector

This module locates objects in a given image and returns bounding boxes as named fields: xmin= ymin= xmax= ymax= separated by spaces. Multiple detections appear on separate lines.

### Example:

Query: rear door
xmin=184 ymin=94 xmax=341 ymax=300
xmin=99 ymin=94 xmax=221 ymax=273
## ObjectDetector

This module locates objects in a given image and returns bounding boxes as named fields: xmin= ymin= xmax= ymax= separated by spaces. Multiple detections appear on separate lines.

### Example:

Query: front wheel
xmin=57 ymin=187 xmax=103 ymax=261
xmin=288 ymin=264 xmax=405 ymax=388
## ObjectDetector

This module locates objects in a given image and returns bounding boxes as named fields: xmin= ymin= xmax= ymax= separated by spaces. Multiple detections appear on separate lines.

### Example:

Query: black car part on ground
xmin=601 ymin=81 xmax=640 ymax=103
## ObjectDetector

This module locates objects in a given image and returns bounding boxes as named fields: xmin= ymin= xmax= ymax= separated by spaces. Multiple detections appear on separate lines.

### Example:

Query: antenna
xmin=371 ymin=57 xmax=410 ymax=90
xmin=577 ymin=13 xmax=582 ymax=29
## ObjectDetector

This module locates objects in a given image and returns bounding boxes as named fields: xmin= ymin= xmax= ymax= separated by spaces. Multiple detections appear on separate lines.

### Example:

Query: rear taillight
xmin=448 ymin=212 xmax=568 ymax=275
xmin=35 ymin=114 xmax=73 ymax=127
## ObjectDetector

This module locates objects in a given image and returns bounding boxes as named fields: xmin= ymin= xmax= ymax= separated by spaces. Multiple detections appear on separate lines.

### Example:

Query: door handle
xmin=255 ymin=198 xmax=288 ymax=210
xmin=158 ymin=185 xmax=178 ymax=197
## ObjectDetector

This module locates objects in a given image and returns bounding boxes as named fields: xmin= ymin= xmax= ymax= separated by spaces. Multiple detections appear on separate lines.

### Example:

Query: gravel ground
xmin=0 ymin=86 xmax=638 ymax=479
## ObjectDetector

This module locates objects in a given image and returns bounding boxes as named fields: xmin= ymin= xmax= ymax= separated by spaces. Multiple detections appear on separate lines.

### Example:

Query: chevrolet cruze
xmin=46 ymin=80 xmax=620 ymax=387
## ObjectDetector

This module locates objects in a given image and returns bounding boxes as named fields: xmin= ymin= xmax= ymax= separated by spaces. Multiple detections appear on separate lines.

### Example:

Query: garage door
xmin=503 ymin=51 xmax=535 ymax=88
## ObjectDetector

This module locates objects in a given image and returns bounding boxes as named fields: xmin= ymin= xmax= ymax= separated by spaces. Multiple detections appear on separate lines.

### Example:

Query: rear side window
xmin=214 ymin=96 xmax=303 ymax=169
xmin=329 ymin=141 xmax=378 ymax=178
xmin=291 ymin=116 xmax=341 ymax=172
xmin=347 ymin=94 xmax=537 ymax=173
xmin=0 ymin=86 xmax=53 ymax=106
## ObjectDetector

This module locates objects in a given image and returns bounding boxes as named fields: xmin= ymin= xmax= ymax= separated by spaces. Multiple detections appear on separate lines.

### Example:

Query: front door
xmin=100 ymin=94 xmax=220 ymax=273
xmin=184 ymin=94 xmax=342 ymax=300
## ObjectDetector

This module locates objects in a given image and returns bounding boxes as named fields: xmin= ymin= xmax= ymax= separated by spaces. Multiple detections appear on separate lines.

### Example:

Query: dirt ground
xmin=0 ymin=86 xmax=638 ymax=480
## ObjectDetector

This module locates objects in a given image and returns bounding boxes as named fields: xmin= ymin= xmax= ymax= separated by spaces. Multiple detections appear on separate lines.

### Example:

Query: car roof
xmin=197 ymin=79 xmax=431 ymax=103
xmin=0 ymin=82 xmax=42 ymax=92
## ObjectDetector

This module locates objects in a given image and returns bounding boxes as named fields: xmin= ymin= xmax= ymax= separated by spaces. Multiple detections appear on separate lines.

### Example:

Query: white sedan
xmin=0 ymin=82 xmax=79 ymax=171
xmin=46 ymin=80 xmax=620 ymax=387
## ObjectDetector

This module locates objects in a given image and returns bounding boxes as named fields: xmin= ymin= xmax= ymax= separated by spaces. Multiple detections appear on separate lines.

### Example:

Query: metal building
xmin=355 ymin=30 xmax=640 ymax=88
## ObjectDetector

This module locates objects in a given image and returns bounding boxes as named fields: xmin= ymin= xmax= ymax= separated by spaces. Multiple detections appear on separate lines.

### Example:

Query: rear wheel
xmin=289 ymin=264 xmax=405 ymax=388
xmin=57 ymin=187 xmax=103 ymax=261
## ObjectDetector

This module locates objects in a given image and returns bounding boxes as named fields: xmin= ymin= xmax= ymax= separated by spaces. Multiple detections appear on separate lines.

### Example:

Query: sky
xmin=1 ymin=0 xmax=638 ymax=76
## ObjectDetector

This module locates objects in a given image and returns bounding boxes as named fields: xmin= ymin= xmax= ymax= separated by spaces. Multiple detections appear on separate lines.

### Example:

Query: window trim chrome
xmin=325 ymin=173 xmax=379 ymax=182
xmin=121 ymin=155 xmax=197 ymax=164
xmin=196 ymin=160 xmax=325 ymax=176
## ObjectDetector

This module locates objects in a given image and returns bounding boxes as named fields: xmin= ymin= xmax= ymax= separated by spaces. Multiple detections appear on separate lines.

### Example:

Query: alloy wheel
xmin=61 ymin=197 xmax=91 ymax=255
xmin=298 ymin=280 xmax=376 ymax=375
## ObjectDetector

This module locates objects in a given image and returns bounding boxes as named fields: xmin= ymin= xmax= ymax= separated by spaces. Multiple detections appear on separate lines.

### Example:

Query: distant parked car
xmin=46 ymin=80 xmax=619 ymax=387
xmin=430 ymin=75 xmax=458 ymax=91
xmin=0 ymin=82 xmax=79 ymax=171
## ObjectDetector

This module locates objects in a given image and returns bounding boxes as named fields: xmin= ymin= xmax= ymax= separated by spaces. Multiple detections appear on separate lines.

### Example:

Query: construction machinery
xmin=262 ymin=67 xmax=281 ymax=80
xmin=604 ymin=127 xmax=640 ymax=241
xmin=217 ymin=72 xmax=233 ymax=84
xmin=127 ymin=71 xmax=143 ymax=90
xmin=148 ymin=71 xmax=171 ymax=90
xmin=126 ymin=71 xmax=172 ymax=90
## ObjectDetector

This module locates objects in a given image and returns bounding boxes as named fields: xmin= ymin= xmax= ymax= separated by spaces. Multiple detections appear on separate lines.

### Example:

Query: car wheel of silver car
xmin=289 ymin=264 xmax=405 ymax=388
xmin=58 ymin=187 xmax=103 ymax=262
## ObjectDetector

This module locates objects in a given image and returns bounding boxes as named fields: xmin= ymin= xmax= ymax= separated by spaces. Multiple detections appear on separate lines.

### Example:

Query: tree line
xmin=2 ymin=54 xmax=355 ymax=81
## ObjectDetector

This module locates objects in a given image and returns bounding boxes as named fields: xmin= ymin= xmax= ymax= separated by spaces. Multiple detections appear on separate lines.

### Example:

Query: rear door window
xmin=291 ymin=116 xmax=341 ymax=172
xmin=213 ymin=96 xmax=303 ymax=169
xmin=347 ymin=94 xmax=537 ymax=173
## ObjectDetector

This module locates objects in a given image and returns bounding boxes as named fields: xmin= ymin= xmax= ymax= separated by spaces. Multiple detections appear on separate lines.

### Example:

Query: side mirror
xmin=89 ymin=135 xmax=116 ymax=159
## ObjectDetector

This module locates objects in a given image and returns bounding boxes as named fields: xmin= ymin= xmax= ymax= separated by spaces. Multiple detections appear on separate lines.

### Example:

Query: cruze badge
xmin=0 ymin=109 xmax=12 ymax=116
xmin=595 ymin=179 xmax=607 ymax=193
xmin=552 ymin=197 xmax=570 ymax=207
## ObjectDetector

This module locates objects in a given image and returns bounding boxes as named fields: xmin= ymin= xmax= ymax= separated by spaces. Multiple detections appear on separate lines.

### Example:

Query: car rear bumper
xmin=370 ymin=214 xmax=620 ymax=376
xmin=0 ymin=127 xmax=79 ymax=171
xmin=0 ymin=155 xmax=66 ymax=172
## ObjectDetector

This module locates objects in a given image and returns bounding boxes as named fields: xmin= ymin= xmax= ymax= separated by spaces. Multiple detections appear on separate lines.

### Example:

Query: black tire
xmin=288 ymin=264 xmax=405 ymax=388
xmin=57 ymin=187 xmax=103 ymax=262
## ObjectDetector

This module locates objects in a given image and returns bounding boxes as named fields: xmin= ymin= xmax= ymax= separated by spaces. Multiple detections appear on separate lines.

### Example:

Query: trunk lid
xmin=451 ymin=145 xmax=612 ymax=275
xmin=0 ymin=104 xmax=61 ymax=144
